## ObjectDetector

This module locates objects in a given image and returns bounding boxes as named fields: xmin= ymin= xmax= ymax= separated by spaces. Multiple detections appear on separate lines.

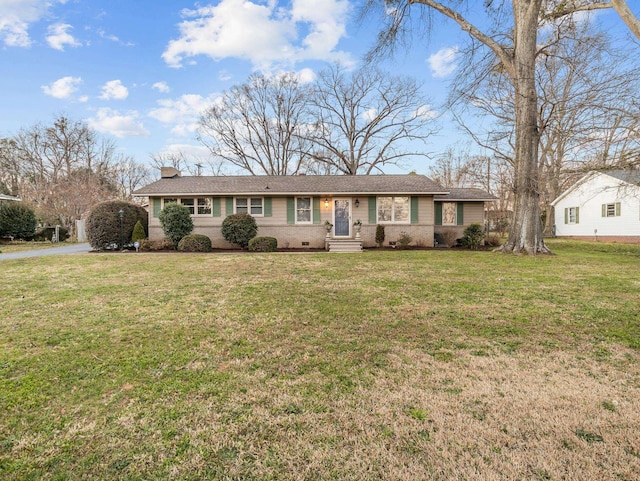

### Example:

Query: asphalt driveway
xmin=0 ymin=243 xmax=91 ymax=260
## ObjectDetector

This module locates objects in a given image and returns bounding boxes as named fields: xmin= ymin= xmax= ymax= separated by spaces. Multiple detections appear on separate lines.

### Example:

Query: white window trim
xmin=377 ymin=196 xmax=411 ymax=224
xmin=442 ymin=202 xmax=457 ymax=226
xmin=162 ymin=197 xmax=212 ymax=216
xmin=568 ymin=207 xmax=577 ymax=224
xmin=235 ymin=197 xmax=264 ymax=217
xmin=605 ymin=203 xmax=616 ymax=218
xmin=295 ymin=197 xmax=313 ymax=224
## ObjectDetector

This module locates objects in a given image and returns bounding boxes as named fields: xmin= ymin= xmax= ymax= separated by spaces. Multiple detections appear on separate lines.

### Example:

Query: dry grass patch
xmin=1 ymin=241 xmax=639 ymax=479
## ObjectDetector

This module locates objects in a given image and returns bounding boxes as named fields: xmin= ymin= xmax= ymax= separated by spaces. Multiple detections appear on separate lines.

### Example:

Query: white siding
xmin=553 ymin=173 xmax=640 ymax=237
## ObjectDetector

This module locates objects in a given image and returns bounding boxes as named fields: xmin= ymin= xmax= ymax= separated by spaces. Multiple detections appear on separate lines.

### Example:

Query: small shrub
xmin=131 ymin=220 xmax=146 ymax=243
xmin=221 ymin=213 xmax=257 ymax=249
xmin=484 ymin=232 xmax=502 ymax=247
xmin=248 ymin=236 xmax=277 ymax=252
xmin=440 ymin=228 xmax=459 ymax=247
xmin=138 ymin=238 xmax=175 ymax=251
xmin=397 ymin=231 xmax=413 ymax=249
xmin=0 ymin=202 xmax=37 ymax=240
xmin=178 ymin=234 xmax=212 ymax=252
xmin=159 ymin=203 xmax=193 ymax=247
xmin=375 ymin=225 xmax=385 ymax=247
xmin=461 ymin=223 xmax=484 ymax=250
xmin=86 ymin=201 xmax=148 ymax=250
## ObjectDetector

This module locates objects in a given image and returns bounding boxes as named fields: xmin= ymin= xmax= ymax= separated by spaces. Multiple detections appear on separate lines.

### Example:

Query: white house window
xmin=236 ymin=197 xmax=263 ymax=216
xmin=197 ymin=198 xmax=212 ymax=215
xmin=442 ymin=202 xmax=457 ymax=226
xmin=606 ymin=203 xmax=616 ymax=217
xmin=181 ymin=198 xmax=195 ymax=214
xmin=296 ymin=197 xmax=312 ymax=223
xmin=603 ymin=202 xmax=621 ymax=218
xmin=568 ymin=207 xmax=578 ymax=224
xmin=377 ymin=197 xmax=410 ymax=223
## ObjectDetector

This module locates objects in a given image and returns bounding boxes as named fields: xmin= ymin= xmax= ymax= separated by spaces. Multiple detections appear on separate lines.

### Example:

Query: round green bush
xmin=461 ymin=223 xmax=484 ymax=250
xmin=86 ymin=201 xmax=148 ymax=250
xmin=159 ymin=203 xmax=193 ymax=247
xmin=221 ymin=213 xmax=257 ymax=249
xmin=178 ymin=234 xmax=212 ymax=252
xmin=0 ymin=202 xmax=37 ymax=240
xmin=248 ymin=236 xmax=277 ymax=252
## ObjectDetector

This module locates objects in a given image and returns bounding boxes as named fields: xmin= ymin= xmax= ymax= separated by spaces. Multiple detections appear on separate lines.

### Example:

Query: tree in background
xmin=307 ymin=64 xmax=437 ymax=175
xmin=199 ymin=73 xmax=315 ymax=175
xmin=0 ymin=202 xmax=37 ymax=240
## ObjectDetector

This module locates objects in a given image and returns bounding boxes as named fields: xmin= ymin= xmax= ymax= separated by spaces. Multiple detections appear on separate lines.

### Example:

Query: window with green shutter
xmin=410 ymin=197 xmax=419 ymax=224
xmin=312 ymin=197 xmax=320 ymax=224
xmin=435 ymin=203 xmax=443 ymax=225
xmin=368 ymin=196 xmax=377 ymax=224
xmin=152 ymin=198 xmax=161 ymax=218
xmin=225 ymin=197 xmax=234 ymax=216
xmin=287 ymin=197 xmax=295 ymax=224
xmin=212 ymin=198 xmax=221 ymax=217
xmin=457 ymin=202 xmax=464 ymax=225
xmin=264 ymin=197 xmax=272 ymax=217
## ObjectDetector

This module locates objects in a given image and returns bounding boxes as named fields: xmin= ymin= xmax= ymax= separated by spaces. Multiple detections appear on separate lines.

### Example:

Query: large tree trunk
xmin=498 ymin=0 xmax=551 ymax=254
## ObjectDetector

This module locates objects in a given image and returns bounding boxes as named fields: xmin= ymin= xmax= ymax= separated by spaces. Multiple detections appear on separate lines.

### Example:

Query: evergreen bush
xmin=221 ymin=213 xmax=257 ymax=249
xmin=248 ymin=236 xmax=277 ymax=252
xmin=461 ymin=223 xmax=484 ymax=250
xmin=131 ymin=220 xmax=146 ymax=243
xmin=158 ymin=203 xmax=193 ymax=247
xmin=86 ymin=201 xmax=148 ymax=250
xmin=178 ymin=234 xmax=212 ymax=252
xmin=375 ymin=225 xmax=385 ymax=247
xmin=34 ymin=226 xmax=70 ymax=242
xmin=0 ymin=202 xmax=37 ymax=240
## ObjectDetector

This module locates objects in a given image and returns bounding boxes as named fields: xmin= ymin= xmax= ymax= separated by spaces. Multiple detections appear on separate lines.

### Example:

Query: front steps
xmin=327 ymin=238 xmax=363 ymax=253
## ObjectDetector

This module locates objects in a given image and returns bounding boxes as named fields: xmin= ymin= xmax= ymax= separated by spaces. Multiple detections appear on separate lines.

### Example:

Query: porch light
xmin=324 ymin=198 xmax=329 ymax=208
xmin=354 ymin=198 xmax=360 ymax=208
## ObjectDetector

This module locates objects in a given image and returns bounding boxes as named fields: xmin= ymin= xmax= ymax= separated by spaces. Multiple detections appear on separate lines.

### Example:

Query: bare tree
xmin=198 ymin=73 xmax=314 ymax=175
xmin=366 ymin=0 xmax=640 ymax=254
xmin=308 ymin=64 xmax=437 ymax=175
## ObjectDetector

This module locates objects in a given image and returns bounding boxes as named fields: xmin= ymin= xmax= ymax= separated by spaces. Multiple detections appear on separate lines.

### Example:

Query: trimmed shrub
xmin=397 ymin=231 xmax=413 ymax=249
xmin=159 ymin=203 xmax=193 ymax=247
xmin=375 ymin=225 xmax=385 ymax=248
xmin=131 ymin=220 xmax=146 ymax=243
xmin=139 ymin=238 xmax=175 ymax=251
xmin=86 ymin=201 xmax=148 ymax=250
xmin=248 ymin=236 xmax=277 ymax=252
xmin=0 ymin=202 xmax=37 ymax=240
xmin=34 ymin=226 xmax=70 ymax=242
xmin=221 ymin=213 xmax=257 ymax=249
xmin=462 ymin=223 xmax=484 ymax=250
xmin=178 ymin=234 xmax=212 ymax=252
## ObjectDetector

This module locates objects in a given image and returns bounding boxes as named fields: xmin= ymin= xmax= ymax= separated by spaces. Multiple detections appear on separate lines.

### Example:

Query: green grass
xmin=1 ymin=240 xmax=639 ymax=480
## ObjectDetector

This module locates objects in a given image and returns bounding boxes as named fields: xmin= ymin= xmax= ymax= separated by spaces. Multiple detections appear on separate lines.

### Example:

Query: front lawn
xmin=1 ymin=240 xmax=639 ymax=480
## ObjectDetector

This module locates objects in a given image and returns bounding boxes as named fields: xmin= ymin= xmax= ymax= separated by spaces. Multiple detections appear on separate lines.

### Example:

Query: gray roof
xmin=604 ymin=169 xmax=640 ymax=185
xmin=434 ymin=188 xmax=497 ymax=201
xmin=134 ymin=174 xmax=449 ymax=196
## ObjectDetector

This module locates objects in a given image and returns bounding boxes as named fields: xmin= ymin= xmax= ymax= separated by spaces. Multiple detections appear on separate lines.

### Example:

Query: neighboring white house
xmin=550 ymin=170 xmax=640 ymax=242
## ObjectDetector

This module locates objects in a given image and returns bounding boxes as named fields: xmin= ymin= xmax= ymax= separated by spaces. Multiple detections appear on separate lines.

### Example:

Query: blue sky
xmin=0 ymin=1 xmax=636 ymax=175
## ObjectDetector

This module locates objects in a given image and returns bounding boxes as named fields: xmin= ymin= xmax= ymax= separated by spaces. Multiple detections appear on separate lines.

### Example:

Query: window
xmin=181 ymin=198 xmax=195 ymax=215
xmin=197 ymin=198 xmax=212 ymax=215
xmin=442 ymin=202 xmax=457 ymax=226
xmin=377 ymin=197 xmax=410 ymax=223
xmin=567 ymin=207 xmax=578 ymax=224
xmin=296 ymin=197 xmax=312 ymax=223
xmin=236 ymin=197 xmax=263 ymax=216
xmin=602 ymin=202 xmax=621 ymax=218
xmin=606 ymin=203 xmax=616 ymax=217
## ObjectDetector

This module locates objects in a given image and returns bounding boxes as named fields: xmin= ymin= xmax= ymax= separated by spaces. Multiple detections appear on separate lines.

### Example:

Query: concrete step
xmin=328 ymin=239 xmax=363 ymax=253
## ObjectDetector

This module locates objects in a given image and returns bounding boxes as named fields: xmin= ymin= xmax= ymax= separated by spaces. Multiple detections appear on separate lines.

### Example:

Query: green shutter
xmin=602 ymin=204 xmax=606 ymax=217
xmin=212 ymin=198 xmax=221 ymax=217
xmin=287 ymin=197 xmax=295 ymax=224
xmin=410 ymin=197 xmax=419 ymax=224
xmin=368 ymin=196 xmax=377 ymax=224
xmin=564 ymin=208 xmax=569 ymax=225
xmin=225 ymin=197 xmax=234 ymax=216
xmin=457 ymin=202 xmax=464 ymax=225
xmin=312 ymin=197 xmax=320 ymax=224
xmin=615 ymin=202 xmax=621 ymax=216
xmin=152 ymin=198 xmax=161 ymax=218
xmin=264 ymin=197 xmax=272 ymax=217
xmin=435 ymin=203 xmax=443 ymax=226
xmin=575 ymin=207 xmax=579 ymax=224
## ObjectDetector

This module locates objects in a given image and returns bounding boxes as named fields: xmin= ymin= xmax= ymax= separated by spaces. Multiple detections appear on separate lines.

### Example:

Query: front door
xmin=333 ymin=199 xmax=351 ymax=237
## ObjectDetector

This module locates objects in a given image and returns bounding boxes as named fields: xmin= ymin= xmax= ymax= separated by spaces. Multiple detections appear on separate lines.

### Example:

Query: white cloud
xmin=41 ymin=76 xmax=82 ymax=99
xmin=296 ymin=67 xmax=316 ymax=84
xmin=148 ymin=94 xmax=213 ymax=136
xmin=162 ymin=0 xmax=352 ymax=70
xmin=99 ymin=80 xmax=129 ymax=100
xmin=0 ymin=0 xmax=56 ymax=47
xmin=87 ymin=108 xmax=149 ymax=138
xmin=428 ymin=46 xmax=459 ymax=78
xmin=362 ymin=108 xmax=378 ymax=122
xmin=152 ymin=81 xmax=170 ymax=93
xmin=415 ymin=104 xmax=439 ymax=120
xmin=46 ymin=23 xmax=81 ymax=50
